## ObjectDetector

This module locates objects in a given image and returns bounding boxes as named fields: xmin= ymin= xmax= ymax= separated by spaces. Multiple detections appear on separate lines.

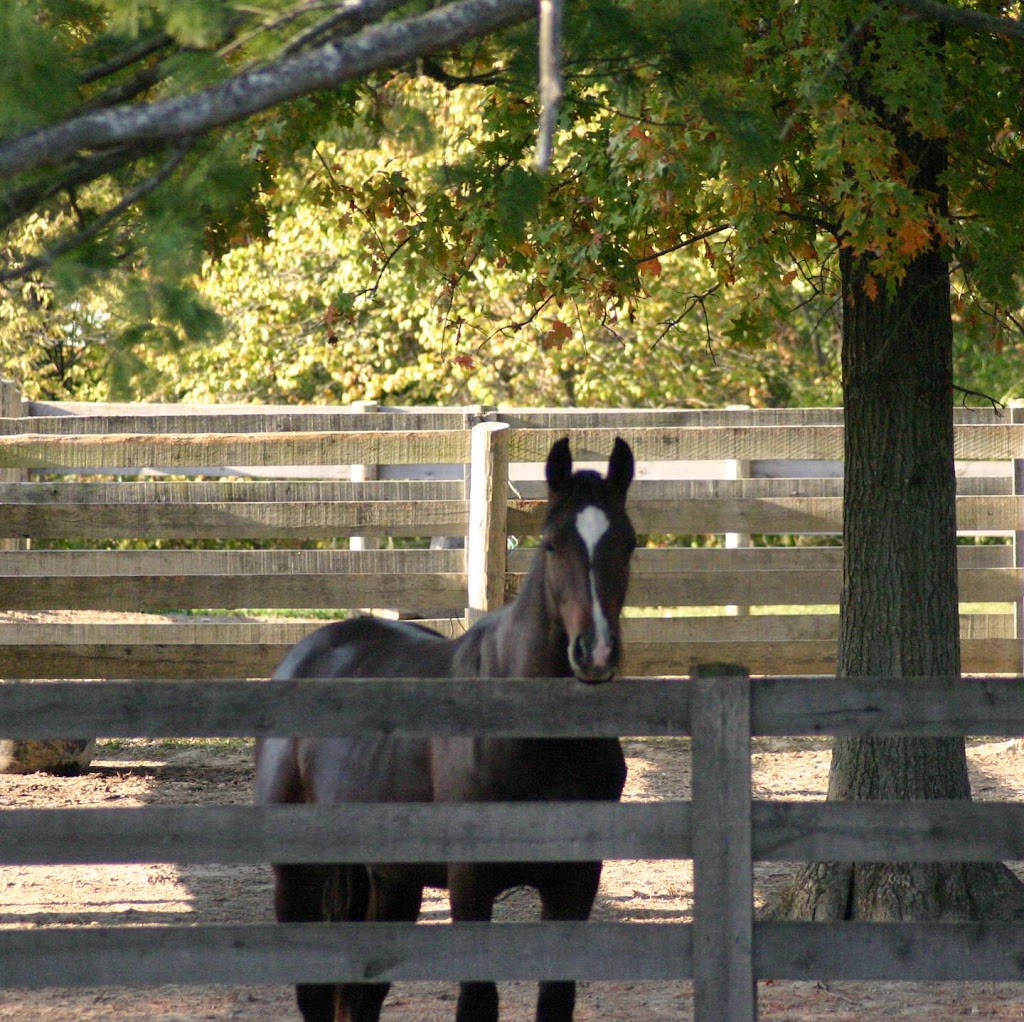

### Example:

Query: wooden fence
xmin=4 ymin=668 xmax=1024 ymax=1022
xmin=3 ymin=388 xmax=1024 ymax=1017
xmin=0 ymin=384 xmax=1022 ymax=678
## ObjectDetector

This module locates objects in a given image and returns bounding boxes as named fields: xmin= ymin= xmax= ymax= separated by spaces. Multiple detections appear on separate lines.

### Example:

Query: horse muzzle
xmin=569 ymin=629 xmax=620 ymax=684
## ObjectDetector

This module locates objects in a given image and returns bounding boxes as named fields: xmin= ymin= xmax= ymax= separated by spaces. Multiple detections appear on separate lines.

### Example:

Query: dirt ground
xmin=3 ymin=733 xmax=1024 ymax=1020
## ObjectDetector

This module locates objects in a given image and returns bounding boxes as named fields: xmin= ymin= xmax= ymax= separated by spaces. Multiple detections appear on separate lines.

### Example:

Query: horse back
xmin=272 ymin=616 xmax=453 ymax=681
xmin=257 ymin=617 xmax=449 ymax=808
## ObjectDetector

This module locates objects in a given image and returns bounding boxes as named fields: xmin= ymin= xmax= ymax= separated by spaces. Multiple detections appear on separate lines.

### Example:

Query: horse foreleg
xmin=448 ymin=865 xmax=500 ymax=1022
xmin=534 ymin=862 xmax=604 ymax=1022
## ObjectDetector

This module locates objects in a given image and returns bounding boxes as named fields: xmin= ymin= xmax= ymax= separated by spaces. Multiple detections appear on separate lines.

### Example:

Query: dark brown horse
xmin=254 ymin=437 xmax=636 ymax=1022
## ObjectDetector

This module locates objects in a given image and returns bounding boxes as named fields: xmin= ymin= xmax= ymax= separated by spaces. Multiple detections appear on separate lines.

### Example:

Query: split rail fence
xmin=0 ymin=385 xmax=1022 ymax=678
xmin=2 ymin=386 xmax=1024 ymax=1019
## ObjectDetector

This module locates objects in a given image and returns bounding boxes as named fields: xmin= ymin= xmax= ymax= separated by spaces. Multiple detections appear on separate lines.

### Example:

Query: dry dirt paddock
xmin=3 ymin=734 xmax=1024 ymax=1021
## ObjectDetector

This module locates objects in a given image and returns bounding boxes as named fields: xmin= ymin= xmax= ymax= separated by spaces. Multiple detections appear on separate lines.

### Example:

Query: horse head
xmin=542 ymin=437 xmax=636 ymax=683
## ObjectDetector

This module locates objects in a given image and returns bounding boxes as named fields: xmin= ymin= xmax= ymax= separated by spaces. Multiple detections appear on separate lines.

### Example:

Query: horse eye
xmin=544 ymin=540 xmax=556 ymax=553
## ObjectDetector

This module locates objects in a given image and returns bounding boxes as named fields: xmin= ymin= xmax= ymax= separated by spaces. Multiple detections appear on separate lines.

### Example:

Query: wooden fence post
xmin=725 ymin=456 xmax=752 ymax=617
xmin=466 ymin=421 xmax=510 ymax=625
xmin=347 ymin=401 xmax=381 ymax=618
xmin=0 ymin=380 xmax=26 ymax=553
xmin=690 ymin=662 xmax=755 ymax=1022
xmin=1013 ymin=401 xmax=1024 ymax=675
xmin=348 ymin=401 xmax=380 ymax=553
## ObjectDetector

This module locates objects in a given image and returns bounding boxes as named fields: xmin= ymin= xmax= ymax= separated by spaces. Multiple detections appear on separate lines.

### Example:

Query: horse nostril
xmin=607 ymin=633 xmax=620 ymax=667
xmin=572 ymin=633 xmax=589 ymax=669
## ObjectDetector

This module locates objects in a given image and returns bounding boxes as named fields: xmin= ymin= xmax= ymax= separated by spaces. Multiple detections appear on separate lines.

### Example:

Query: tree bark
xmin=778 ymin=105 xmax=1024 ymax=922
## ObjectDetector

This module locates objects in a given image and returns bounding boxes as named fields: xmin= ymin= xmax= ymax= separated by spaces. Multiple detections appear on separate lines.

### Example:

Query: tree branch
xmin=535 ymin=0 xmax=563 ymax=172
xmin=893 ymin=0 xmax=1024 ymax=40
xmin=0 ymin=0 xmax=537 ymax=180
xmin=635 ymin=224 xmax=733 ymax=264
xmin=78 ymin=32 xmax=174 ymax=85
xmin=277 ymin=0 xmax=416 ymax=58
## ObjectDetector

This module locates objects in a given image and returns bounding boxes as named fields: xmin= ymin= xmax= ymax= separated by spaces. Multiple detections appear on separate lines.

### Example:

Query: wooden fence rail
xmin=4 ymin=670 xmax=1024 ymax=1020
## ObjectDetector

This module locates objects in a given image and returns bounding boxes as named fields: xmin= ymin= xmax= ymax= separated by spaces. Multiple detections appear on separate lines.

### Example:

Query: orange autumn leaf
xmin=863 ymin=274 xmax=880 ymax=302
xmin=638 ymin=256 xmax=662 ymax=277
xmin=542 ymin=319 xmax=574 ymax=350
xmin=896 ymin=218 xmax=934 ymax=257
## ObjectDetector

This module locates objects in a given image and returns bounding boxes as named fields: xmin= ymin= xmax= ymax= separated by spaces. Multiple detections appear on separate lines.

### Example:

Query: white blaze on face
xmin=575 ymin=506 xmax=613 ymax=666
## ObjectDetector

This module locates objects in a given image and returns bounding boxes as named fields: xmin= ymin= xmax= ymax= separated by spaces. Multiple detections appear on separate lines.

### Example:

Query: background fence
xmin=2 ymin=386 xmax=1024 ymax=1020
xmin=0 ymin=383 xmax=1022 ymax=679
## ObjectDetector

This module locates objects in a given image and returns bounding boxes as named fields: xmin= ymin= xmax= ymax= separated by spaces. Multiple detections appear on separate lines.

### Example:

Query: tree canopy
xmin=2 ymin=0 xmax=1022 ymax=406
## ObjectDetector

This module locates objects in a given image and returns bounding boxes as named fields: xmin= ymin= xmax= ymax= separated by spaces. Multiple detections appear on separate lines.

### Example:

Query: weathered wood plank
xmin=2 ymin=411 xmax=477 ymax=435
xmin=0 ymin=499 xmax=469 ymax=538
xmin=0 ymin=677 xmax=693 ymax=739
xmin=0 ymin=572 xmax=467 ymax=612
xmin=954 ymin=424 xmax=1024 ymax=461
xmin=509 ymin=544 xmax=1013 ymax=575
xmin=509 ymin=475 xmax=1013 ymax=500
xmin=498 ymin=408 xmax=846 ymax=428
xmin=0 ymin=479 xmax=465 ymax=503
xmin=506 ymin=424 xmax=1024 ymax=461
xmin=624 ymin=638 xmax=1019 ymax=679
xmin=507 ymin=565 xmax=1018 ymax=607
xmin=690 ymin=665 xmax=755 ymax=1022
xmin=0 ymin=642 xmax=285 ymax=679
xmin=0 ymin=430 xmax=471 ymax=469
xmin=508 ymin=494 xmax=1023 ymax=537
xmin=622 ymin=611 xmax=1013 ymax=644
xmin=0 ymin=802 xmax=690 ymax=865
xmin=45 ymin=402 xmax=998 ymax=428
xmin=0 ymin=921 xmax=693 ymax=989
xmin=8 ymin=799 xmax=1024 ymax=868
xmin=4 ymin=676 xmax=1024 ymax=740
xmin=510 ymin=426 xmax=846 ymax=462
xmin=0 ymin=548 xmax=464 ymax=577
xmin=0 ymin=617 xmax=466 ymax=645
xmin=755 ymin=921 xmax=1024 ymax=981
xmin=23 ymin=401 xmax=486 ymax=419
xmin=750 ymin=676 xmax=1024 ymax=736
xmin=752 ymin=801 xmax=1024 ymax=862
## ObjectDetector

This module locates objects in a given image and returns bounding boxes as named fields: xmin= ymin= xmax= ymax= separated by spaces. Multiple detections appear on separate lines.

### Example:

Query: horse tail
xmin=322 ymin=864 xmax=372 ymax=922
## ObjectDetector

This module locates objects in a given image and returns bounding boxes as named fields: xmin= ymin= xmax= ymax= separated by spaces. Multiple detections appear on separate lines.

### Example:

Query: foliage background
xmin=0 ymin=0 xmax=1021 ymax=410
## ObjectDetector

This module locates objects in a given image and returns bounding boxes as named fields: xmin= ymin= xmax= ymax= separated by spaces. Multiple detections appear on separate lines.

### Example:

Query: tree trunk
xmin=779 ymin=114 xmax=1024 ymax=921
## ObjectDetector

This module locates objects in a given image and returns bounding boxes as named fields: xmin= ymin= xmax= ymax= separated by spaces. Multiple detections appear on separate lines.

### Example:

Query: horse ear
xmin=546 ymin=437 xmax=574 ymax=496
xmin=606 ymin=437 xmax=634 ymax=499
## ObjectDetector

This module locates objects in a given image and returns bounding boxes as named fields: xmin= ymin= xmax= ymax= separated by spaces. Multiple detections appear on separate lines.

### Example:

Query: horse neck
xmin=475 ymin=549 xmax=570 ymax=678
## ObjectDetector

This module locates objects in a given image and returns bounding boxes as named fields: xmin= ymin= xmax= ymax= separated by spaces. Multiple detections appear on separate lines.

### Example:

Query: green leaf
xmin=494 ymin=166 xmax=544 ymax=246
xmin=161 ymin=0 xmax=227 ymax=48
xmin=0 ymin=3 xmax=78 ymax=133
